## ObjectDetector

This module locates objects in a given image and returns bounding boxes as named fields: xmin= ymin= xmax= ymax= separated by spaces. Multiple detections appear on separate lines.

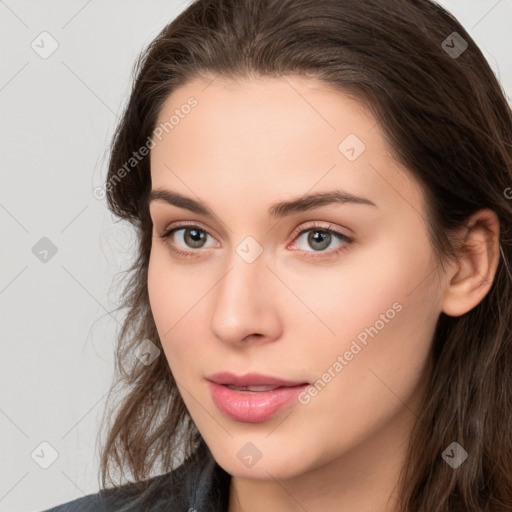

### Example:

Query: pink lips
xmin=207 ymin=372 xmax=309 ymax=423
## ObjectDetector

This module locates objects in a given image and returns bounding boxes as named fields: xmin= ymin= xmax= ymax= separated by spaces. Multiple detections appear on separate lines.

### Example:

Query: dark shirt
xmin=40 ymin=440 xmax=232 ymax=512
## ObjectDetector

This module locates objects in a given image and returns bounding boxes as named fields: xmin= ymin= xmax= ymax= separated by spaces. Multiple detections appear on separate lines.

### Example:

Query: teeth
xmin=227 ymin=385 xmax=280 ymax=392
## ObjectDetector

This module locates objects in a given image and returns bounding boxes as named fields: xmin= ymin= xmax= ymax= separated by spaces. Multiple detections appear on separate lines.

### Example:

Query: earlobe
xmin=441 ymin=209 xmax=501 ymax=318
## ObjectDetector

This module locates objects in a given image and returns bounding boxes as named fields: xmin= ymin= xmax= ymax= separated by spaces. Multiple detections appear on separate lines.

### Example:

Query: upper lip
xmin=207 ymin=372 xmax=309 ymax=387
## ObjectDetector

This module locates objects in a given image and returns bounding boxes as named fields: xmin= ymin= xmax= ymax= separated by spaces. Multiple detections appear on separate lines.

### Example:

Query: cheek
xmin=304 ymin=236 xmax=438 ymax=400
xmin=290 ymin=230 xmax=440 ymax=398
xmin=147 ymin=246 xmax=201 ymax=334
xmin=283 ymin=229 xmax=436 ymax=344
xmin=147 ymin=247 xmax=210 ymax=372
xmin=147 ymin=249 xmax=171 ymax=331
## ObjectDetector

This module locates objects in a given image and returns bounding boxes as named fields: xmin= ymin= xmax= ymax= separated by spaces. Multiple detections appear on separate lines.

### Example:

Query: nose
xmin=209 ymin=248 xmax=282 ymax=347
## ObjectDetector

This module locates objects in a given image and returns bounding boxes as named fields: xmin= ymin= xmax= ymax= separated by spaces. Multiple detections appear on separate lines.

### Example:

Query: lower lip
xmin=208 ymin=382 xmax=308 ymax=423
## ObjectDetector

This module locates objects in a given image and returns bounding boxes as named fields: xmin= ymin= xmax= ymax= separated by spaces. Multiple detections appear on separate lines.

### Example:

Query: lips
xmin=206 ymin=372 xmax=310 ymax=422
xmin=206 ymin=371 xmax=309 ymax=388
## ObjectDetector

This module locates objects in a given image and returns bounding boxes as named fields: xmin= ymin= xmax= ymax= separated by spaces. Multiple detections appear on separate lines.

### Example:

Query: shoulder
xmin=40 ymin=491 xmax=105 ymax=512
xmin=39 ymin=471 xmax=174 ymax=512
xmin=39 ymin=441 xmax=231 ymax=512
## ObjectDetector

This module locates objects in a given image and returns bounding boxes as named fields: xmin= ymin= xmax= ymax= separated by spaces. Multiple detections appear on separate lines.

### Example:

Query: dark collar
xmin=97 ymin=439 xmax=232 ymax=511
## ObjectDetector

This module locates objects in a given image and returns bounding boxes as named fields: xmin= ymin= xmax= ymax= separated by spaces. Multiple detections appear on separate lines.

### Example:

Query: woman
xmin=42 ymin=0 xmax=512 ymax=510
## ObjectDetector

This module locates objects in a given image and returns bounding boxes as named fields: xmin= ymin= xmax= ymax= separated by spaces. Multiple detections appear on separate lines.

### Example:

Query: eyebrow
xmin=147 ymin=188 xmax=377 ymax=219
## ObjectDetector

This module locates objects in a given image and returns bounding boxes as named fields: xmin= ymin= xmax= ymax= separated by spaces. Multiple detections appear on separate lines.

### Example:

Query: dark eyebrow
xmin=148 ymin=189 xmax=212 ymax=216
xmin=268 ymin=190 xmax=377 ymax=217
xmin=148 ymin=188 xmax=377 ymax=219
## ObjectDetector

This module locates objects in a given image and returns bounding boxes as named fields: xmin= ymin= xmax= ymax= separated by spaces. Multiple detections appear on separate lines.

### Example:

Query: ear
xmin=441 ymin=209 xmax=501 ymax=317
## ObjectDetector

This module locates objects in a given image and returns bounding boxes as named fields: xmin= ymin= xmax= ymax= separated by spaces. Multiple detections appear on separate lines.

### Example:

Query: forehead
xmin=149 ymin=75 xmax=425 ymax=221
xmin=154 ymin=74 xmax=377 ymax=148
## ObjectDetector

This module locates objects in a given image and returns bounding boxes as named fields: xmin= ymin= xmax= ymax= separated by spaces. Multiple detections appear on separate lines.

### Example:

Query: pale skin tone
xmin=147 ymin=75 xmax=500 ymax=512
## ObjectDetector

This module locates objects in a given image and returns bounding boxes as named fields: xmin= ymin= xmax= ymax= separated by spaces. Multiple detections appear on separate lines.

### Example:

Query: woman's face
xmin=147 ymin=75 xmax=446 ymax=481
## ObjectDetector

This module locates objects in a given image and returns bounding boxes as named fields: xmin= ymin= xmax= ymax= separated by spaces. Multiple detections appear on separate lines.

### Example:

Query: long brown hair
xmin=97 ymin=0 xmax=512 ymax=509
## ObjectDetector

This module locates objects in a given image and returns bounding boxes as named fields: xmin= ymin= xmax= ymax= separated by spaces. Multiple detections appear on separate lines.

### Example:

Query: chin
xmin=205 ymin=436 xmax=318 ymax=481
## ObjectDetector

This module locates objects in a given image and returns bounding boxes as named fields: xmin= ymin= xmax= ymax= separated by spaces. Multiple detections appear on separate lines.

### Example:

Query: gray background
xmin=1 ymin=1 xmax=511 ymax=511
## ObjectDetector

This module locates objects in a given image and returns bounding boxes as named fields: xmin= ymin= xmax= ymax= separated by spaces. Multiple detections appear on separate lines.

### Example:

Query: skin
xmin=147 ymin=75 xmax=500 ymax=512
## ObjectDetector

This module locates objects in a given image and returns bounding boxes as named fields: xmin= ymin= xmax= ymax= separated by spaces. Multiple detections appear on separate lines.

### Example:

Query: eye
xmin=172 ymin=226 xmax=210 ymax=249
xmin=289 ymin=222 xmax=354 ymax=260
xmin=156 ymin=223 xmax=219 ymax=259
xmin=156 ymin=221 xmax=354 ymax=260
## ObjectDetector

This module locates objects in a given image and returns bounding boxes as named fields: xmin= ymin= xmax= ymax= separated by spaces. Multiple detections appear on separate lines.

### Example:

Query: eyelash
xmin=156 ymin=221 xmax=354 ymax=260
